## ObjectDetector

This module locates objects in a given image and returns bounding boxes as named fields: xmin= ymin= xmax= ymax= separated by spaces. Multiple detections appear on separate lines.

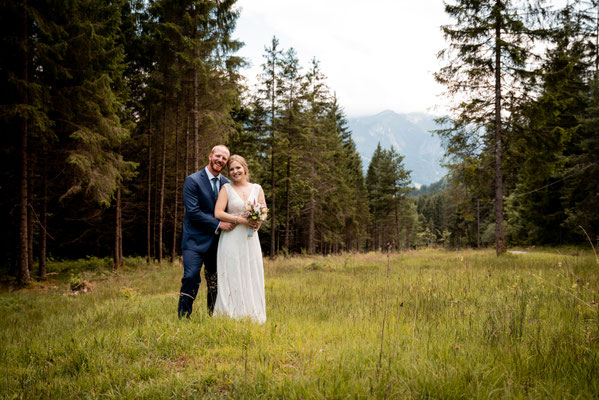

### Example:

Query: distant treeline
xmin=2 ymin=0 xmax=598 ymax=284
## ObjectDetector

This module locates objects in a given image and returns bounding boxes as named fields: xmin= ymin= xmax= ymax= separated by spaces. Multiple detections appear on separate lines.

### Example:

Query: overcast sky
xmin=234 ymin=0 xmax=453 ymax=117
xmin=233 ymin=0 xmax=567 ymax=118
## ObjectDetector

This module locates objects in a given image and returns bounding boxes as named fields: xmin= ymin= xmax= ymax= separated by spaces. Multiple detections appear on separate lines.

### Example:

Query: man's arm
xmin=183 ymin=176 xmax=220 ymax=232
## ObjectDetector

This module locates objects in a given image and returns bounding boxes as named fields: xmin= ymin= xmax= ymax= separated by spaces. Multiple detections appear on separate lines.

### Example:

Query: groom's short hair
xmin=211 ymin=144 xmax=230 ymax=156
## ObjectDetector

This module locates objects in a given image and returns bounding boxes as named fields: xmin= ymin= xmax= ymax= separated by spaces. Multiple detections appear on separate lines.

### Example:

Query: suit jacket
xmin=181 ymin=168 xmax=230 ymax=253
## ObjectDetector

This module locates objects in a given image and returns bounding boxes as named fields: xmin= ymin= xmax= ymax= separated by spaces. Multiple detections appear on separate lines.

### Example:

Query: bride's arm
xmin=258 ymin=187 xmax=266 ymax=207
xmin=214 ymin=187 xmax=250 ymax=226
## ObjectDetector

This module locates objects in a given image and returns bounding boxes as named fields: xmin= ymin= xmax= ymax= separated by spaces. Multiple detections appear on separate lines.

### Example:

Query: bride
xmin=213 ymin=155 xmax=266 ymax=323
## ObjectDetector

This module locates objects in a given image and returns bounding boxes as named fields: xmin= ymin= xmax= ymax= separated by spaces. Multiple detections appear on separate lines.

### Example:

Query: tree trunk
xmin=27 ymin=152 xmax=34 ymax=272
xmin=308 ymin=189 xmax=315 ymax=254
xmin=394 ymin=198 xmax=400 ymax=251
xmin=146 ymin=111 xmax=152 ymax=264
xmin=307 ymin=130 xmax=316 ymax=254
xmin=38 ymin=153 xmax=47 ymax=280
xmin=158 ymin=103 xmax=167 ymax=263
xmin=185 ymin=113 xmax=190 ymax=177
xmin=373 ymin=223 xmax=378 ymax=251
xmin=119 ymin=187 xmax=123 ymax=266
xmin=269 ymin=93 xmax=276 ymax=257
xmin=477 ymin=198 xmax=481 ymax=249
xmin=269 ymin=142 xmax=276 ymax=257
xmin=344 ymin=221 xmax=350 ymax=252
xmin=19 ymin=118 xmax=30 ymax=284
xmin=192 ymin=11 xmax=199 ymax=171
xmin=152 ymin=147 xmax=159 ymax=259
xmin=18 ymin=3 xmax=31 ymax=285
xmin=284 ymin=155 xmax=290 ymax=253
xmin=171 ymin=110 xmax=180 ymax=263
xmin=494 ymin=5 xmax=506 ymax=255
xmin=114 ymin=185 xmax=122 ymax=270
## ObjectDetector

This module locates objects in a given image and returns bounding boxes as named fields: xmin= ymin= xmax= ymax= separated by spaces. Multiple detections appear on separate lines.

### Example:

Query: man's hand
xmin=249 ymin=221 xmax=261 ymax=231
xmin=220 ymin=222 xmax=235 ymax=231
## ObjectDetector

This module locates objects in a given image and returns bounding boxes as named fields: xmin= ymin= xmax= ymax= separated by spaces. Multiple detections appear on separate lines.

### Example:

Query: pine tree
xmin=259 ymin=36 xmax=284 ymax=257
xmin=367 ymin=144 xmax=412 ymax=250
xmin=142 ymin=0 xmax=243 ymax=261
xmin=366 ymin=144 xmax=384 ymax=250
xmin=435 ymin=0 xmax=545 ymax=255
xmin=561 ymin=1 xmax=599 ymax=241
xmin=329 ymin=96 xmax=369 ymax=251
xmin=299 ymin=58 xmax=333 ymax=253
xmin=1 ymin=0 xmax=49 ymax=283
xmin=399 ymin=200 xmax=420 ymax=250
xmin=278 ymin=48 xmax=304 ymax=254
xmin=508 ymin=3 xmax=589 ymax=244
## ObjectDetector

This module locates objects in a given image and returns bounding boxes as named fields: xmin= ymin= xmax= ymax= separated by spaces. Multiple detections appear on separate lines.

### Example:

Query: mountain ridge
xmin=347 ymin=110 xmax=447 ymax=186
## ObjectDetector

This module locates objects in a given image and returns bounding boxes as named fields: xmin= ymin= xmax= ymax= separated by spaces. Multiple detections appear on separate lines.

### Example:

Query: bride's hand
xmin=237 ymin=216 xmax=251 ymax=226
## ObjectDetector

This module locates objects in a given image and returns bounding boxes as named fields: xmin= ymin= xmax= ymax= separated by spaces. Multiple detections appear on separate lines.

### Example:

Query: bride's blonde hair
xmin=228 ymin=154 xmax=250 ymax=182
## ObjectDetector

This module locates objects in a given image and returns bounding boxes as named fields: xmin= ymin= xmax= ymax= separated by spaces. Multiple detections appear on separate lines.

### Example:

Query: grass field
xmin=1 ymin=248 xmax=598 ymax=399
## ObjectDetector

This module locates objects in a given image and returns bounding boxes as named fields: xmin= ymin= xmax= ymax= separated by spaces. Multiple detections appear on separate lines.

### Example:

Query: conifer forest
xmin=2 ymin=0 xmax=599 ymax=284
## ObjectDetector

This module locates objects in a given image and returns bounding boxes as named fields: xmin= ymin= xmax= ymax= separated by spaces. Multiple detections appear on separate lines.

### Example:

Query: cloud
xmin=235 ymin=0 xmax=451 ymax=116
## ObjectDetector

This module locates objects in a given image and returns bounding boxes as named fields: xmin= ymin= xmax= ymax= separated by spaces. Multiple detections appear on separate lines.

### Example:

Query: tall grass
xmin=1 ymin=249 xmax=598 ymax=399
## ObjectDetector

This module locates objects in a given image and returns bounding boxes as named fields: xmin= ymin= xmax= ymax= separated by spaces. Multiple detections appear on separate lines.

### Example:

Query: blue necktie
xmin=211 ymin=177 xmax=218 ymax=200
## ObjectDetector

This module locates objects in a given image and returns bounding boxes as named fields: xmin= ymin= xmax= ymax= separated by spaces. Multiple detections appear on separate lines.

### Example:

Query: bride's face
xmin=229 ymin=161 xmax=247 ymax=183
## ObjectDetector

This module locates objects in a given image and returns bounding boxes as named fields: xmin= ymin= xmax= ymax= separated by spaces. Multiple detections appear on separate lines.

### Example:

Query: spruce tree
xmin=561 ymin=1 xmax=599 ymax=241
xmin=508 ymin=3 xmax=589 ymax=244
xmin=278 ymin=48 xmax=304 ymax=253
xmin=367 ymin=144 xmax=411 ymax=249
xmin=329 ymin=96 xmax=369 ymax=251
xmin=41 ymin=0 xmax=136 ymax=207
xmin=435 ymin=0 xmax=545 ymax=254
xmin=299 ymin=58 xmax=333 ymax=253
xmin=259 ymin=36 xmax=283 ymax=257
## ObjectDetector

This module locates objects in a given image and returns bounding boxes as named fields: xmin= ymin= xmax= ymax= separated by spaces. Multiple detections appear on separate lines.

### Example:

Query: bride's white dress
xmin=214 ymin=183 xmax=266 ymax=323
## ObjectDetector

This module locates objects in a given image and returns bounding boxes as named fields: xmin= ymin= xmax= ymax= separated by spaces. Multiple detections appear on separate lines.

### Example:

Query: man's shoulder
xmin=187 ymin=169 xmax=207 ymax=180
xmin=184 ymin=171 xmax=206 ymax=191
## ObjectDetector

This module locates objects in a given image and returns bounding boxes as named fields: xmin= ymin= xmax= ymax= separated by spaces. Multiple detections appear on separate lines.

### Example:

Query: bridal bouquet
xmin=243 ymin=200 xmax=268 ymax=237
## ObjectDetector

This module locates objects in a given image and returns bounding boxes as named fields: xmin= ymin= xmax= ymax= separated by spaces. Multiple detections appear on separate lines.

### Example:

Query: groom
xmin=177 ymin=145 xmax=234 ymax=318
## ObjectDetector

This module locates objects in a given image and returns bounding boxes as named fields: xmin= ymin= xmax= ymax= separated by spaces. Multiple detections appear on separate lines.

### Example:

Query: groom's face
xmin=208 ymin=146 xmax=230 ymax=175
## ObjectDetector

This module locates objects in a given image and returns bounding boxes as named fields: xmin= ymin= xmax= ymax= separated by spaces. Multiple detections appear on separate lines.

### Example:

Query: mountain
xmin=348 ymin=110 xmax=447 ymax=186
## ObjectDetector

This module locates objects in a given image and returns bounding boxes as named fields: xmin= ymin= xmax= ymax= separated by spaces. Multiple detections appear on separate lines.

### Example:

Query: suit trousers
xmin=177 ymin=240 xmax=218 ymax=318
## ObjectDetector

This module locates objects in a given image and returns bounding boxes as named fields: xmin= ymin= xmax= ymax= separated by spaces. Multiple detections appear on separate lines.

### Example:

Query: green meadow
xmin=1 ymin=249 xmax=598 ymax=399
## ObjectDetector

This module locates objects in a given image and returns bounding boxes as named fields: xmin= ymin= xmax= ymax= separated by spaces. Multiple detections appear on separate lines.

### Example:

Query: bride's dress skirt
xmin=214 ymin=184 xmax=266 ymax=323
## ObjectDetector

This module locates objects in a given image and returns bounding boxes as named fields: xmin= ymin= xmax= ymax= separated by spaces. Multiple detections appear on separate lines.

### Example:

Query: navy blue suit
xmin=177 ymin=168 xmax=229 ymax=318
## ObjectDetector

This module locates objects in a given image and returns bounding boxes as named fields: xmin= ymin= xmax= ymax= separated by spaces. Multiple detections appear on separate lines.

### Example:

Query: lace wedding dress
xmin=214 ymin=183 xmax=266 ymax=323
